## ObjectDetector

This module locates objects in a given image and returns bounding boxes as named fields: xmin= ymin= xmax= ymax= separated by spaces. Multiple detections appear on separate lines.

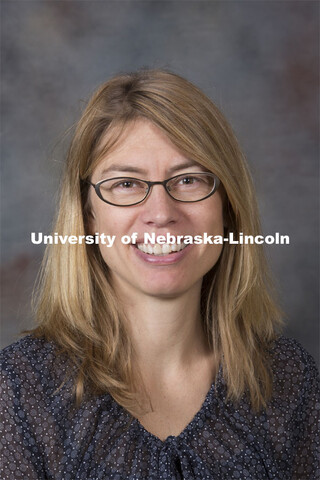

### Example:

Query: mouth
xmin=135 ymin=242 xmax=188 ymax=256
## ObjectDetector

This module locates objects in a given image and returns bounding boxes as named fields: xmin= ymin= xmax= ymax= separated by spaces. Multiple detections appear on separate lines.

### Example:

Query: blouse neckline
xmin=110 ymin=361 xmax=225 ymax=448
xmin=131 ymin=379 xmax=217 ymax=446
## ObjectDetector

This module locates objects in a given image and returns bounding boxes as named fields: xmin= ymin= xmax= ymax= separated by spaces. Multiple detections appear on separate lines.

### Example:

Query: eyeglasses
xmin=88 ymin=172 xmax=220 ymax=207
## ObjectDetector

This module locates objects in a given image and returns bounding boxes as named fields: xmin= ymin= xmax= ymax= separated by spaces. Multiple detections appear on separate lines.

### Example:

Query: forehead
xmin=93 ymin=118 xmax=200 ymax=177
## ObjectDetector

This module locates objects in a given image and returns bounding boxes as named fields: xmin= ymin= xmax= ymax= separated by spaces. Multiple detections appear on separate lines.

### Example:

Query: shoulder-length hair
xmin=32 ymin=69 xmax=282 ymax=413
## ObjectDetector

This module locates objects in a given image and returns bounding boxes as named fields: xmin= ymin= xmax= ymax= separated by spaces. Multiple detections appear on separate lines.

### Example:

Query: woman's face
xmin=89 ymin=119 xmax=224 ymax=300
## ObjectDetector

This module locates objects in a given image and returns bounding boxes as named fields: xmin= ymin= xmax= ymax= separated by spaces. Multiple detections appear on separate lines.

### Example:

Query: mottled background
xmin=1 ymin=1 xmax=319 ymax=365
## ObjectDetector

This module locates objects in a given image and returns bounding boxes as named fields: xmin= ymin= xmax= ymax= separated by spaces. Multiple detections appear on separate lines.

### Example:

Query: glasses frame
xmin=88 ymin=172 xmax=220 ymax=207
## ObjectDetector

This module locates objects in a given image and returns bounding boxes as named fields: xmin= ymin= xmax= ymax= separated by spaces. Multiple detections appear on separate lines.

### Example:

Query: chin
xmin=137 ymin=275 xmax=201 ymax=298
xmin=141 ymin=286 xmax=190 ymax=299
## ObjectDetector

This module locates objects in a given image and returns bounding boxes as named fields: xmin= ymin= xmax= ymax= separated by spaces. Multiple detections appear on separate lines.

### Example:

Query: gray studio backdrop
xmin=1 ymin=1 xmax=319 ymax=365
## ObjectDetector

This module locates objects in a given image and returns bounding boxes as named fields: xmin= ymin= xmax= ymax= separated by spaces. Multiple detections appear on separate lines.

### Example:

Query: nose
xmin=140 ymin=184 xmax=179 ymax=227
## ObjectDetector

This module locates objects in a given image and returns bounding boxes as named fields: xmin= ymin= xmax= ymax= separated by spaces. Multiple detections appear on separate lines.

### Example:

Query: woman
xmin=1 ymin=70 xmax=319 ymax=479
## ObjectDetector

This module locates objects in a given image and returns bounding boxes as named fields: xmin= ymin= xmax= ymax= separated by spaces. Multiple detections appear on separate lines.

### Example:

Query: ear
xmin=218 ymin=185 xmax=229 ymax=229
xmin=83 ymin=182 xmax=97 ymax=234
xmin=84 ymin=206 xmax=97 ymax=236
xmin=223 ymin=205 xmax=229 ymax=229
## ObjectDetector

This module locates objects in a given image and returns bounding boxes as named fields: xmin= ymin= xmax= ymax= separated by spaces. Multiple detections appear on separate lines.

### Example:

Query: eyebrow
xmin=100 ymin=160 xmax=200 ymax=178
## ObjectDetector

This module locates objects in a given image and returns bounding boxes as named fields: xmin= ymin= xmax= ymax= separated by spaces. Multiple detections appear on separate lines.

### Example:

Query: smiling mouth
xmin=135 ymin=242 xmax=188 ymax=256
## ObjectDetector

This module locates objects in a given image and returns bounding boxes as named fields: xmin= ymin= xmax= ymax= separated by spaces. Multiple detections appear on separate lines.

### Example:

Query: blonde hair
xmin=32 ymin=69 xmax=282 ymax=413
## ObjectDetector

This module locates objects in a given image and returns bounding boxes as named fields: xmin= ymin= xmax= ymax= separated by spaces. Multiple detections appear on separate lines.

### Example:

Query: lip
xmin=131 ymin=243 xmax=192 ymax=265
xmin=133 ymin=233 xmax=191 ymax=244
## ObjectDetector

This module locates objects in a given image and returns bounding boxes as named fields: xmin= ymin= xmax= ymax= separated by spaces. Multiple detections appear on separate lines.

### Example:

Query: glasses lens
xmin=98 ymin=178 xmax=148 ymax=205
xmin=167 ymin=173 xmax=217 ymax=202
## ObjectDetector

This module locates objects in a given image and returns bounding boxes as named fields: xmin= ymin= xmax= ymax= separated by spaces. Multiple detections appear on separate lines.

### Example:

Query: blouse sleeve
xmin=0 ymin=336 xmax=69 ymax=480
xmin=0 ymin=351 xmax=46 ymax=479
xmin=290 ymin=346 xmax=320 ymax=479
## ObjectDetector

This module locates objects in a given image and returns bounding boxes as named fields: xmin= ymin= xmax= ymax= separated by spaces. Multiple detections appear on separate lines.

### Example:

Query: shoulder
xmin=269 ymin=335 xmax=318 ymax=376
xmin=1 ymin=334 xmax=71 ymax=395
xmin=1 ymin=334 xmax=58 ymax=367
xmin=268 ymin=335 xmax=319 ymax=406
xmin=1 ymin=334 xmax=56 ymax=360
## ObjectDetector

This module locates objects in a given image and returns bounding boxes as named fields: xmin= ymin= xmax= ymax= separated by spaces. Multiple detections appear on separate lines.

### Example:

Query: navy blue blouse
xmin=1 ymin=335 xmax=319 ymax=479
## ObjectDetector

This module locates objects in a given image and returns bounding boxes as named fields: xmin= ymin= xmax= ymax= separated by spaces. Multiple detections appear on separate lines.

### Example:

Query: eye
xmin=114 ymin=181 xmax=135 ymax=189
xmin=179 ymin=176 xmax=198 ymax=184
xmin=176 ymin=175 xmax=205 ymax=187
xmin=105 ymin=178 xmax=147 ymax=192
xmin=109 ymin=179 xmax=144 ymax=190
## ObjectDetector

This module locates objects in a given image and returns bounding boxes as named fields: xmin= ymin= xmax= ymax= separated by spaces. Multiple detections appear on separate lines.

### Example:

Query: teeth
xmin=153 ymin=244 xmax=162 ymax=255
xmin=162 ymin=244 xmax=170 ymax=254
xmin=137 ymin=243 xmax=187 ymax=255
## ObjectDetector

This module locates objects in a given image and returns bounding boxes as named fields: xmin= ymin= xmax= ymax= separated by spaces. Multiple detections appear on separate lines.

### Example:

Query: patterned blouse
xmin=1 ymin=335 xmax=319 ymax=479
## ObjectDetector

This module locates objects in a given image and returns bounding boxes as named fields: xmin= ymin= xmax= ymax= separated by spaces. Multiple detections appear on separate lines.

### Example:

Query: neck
xmin=117 ymin=282 xmax=211 ymax=378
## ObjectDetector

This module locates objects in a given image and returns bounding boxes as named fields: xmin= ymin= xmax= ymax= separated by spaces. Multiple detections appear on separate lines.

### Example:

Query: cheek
xmin=198 ymin=198 xmax=224 ymax=235
xmin=89 ymin=199 xmax=118 ymax=234
xmin=89 ymin=202 xmax=133 ymax=262
xmin=195 ymin=199 xmax=224 ymax=266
